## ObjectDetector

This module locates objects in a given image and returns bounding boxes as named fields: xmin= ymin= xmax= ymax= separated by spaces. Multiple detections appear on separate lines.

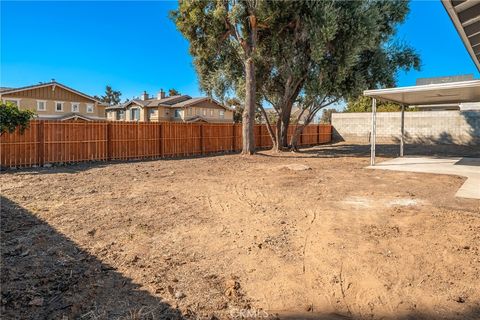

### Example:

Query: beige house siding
xmin=1 ymin=85 xmax=105 ymax=119
xmin=107 ymin=98 xmax=233 ymax=123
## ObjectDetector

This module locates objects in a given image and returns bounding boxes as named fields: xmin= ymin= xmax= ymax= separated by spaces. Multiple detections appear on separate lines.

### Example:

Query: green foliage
xmin=172 ymin=1 xmax=421 ymax=148
xmin=345 ymin=96 xmax=417 ymax=112
xmin=320 ymin=108 xmax=337 ymax=124
xmin=168 ymin=88 xmax=180 ymax=96
xmin=97 ymin=85 xmax=122 ymax=106
xmin=225 ymin=97 xmax=243 ymax=123
xmin=171 ymin=1 xmax=270 ymax=99
xmin=0 ymin=102 xmax=35 ymax=135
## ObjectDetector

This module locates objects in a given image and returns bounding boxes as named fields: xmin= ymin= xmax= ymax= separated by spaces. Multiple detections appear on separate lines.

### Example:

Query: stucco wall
xmin=331 ymin=110 xmax=480 ymax=145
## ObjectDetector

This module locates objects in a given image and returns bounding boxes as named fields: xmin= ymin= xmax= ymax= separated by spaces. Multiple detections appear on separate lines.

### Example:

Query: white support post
xmin=370 ymin=98 xmax=377 ymax=166
xmin=400 ymin=104 xmax=405 ymax=157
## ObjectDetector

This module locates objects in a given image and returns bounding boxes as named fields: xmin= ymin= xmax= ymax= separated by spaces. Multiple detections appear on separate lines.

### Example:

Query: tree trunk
xmin=290 ymin=124 xmax=305 ymax=151
xmin=242 ymin=57 xmax=256 ymax=155
xmin=277 ymin=101 xmax=293 ymax=150
xmin=258 ymin=106 xmax=277 ymax=150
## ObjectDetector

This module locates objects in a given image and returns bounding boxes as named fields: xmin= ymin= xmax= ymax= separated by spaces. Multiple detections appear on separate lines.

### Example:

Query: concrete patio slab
xmin=368 ymin=156 xmax=480 ymax=199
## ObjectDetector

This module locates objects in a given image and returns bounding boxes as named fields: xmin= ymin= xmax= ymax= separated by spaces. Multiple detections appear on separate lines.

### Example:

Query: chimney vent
xmin=141 ymin=91 xmax=149 ymax=101
xmin=157 ymin=89 xmax=166 ymax=100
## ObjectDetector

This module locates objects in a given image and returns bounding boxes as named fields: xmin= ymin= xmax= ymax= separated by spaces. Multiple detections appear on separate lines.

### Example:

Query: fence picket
xmin=0 ymin=121 xmax=332 ymax=168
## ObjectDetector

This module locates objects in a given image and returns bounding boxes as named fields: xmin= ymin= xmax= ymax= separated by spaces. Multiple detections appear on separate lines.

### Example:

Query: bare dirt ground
xmin=1 ymin=143 xmax=479 ymax=319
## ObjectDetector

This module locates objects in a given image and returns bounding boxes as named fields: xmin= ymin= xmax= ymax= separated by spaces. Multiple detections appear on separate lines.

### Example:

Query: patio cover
xmin=442 ymin=0 xmax=480 ymax=71
xmin=363 ymin=80 xmax=480 ymax=165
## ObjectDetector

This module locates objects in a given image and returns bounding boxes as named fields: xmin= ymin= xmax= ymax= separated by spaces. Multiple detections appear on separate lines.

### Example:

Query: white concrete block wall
xmin=331 ymin=110 xmax=480 ymax=145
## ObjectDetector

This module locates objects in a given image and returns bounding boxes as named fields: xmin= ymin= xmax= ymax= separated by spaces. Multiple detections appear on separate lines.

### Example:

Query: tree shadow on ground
xmin=275 ymin=307 xmax=480 ymax=320
xmin=0 ymin=196 xmax=187 ymax=319
xmin=0 ymin=151 xmax=242 ymax=176
xmin=257 ymin=143 xmax=480 ymax=160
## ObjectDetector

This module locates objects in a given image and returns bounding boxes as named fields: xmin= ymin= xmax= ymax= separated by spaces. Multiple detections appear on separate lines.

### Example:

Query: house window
xmin=149 ymin=109 xmax=157 ymax=117
xmin=117 ymin=110 xmax=125 ymax=120
xmin=219 ymin=110 xmax=225 ymax=119
xmin=174 ymin=109 xmax=181 ymax=118
xmin=4 ymin=99 xmax=20 ymax=106
xmin=86 ymin=103 xmax=94 ymax=113
xmin=131 ymin=108 xmax=140 ymax=121
xmin=71 ymin=102 xmax=80 ymax=112
xmin=37 ymin=100 xmax=47 ymax=111
xmin=210 ymin=110 xmax=214 ymax=116
xmin=55 ymin=101 xmax=64 ymax=112
xmin=203 ymin=109 xmax=207 ymax=116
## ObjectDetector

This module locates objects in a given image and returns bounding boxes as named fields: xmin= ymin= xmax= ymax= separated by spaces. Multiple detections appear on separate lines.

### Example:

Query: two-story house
xmin=106 ymin=90 xmax=233 ymax=123
xmin=0 ymin=80 xmax=107 ymax=121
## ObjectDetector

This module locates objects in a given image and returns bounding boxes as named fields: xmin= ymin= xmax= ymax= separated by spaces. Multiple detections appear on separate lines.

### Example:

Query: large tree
xmin=173 ymin=1 xmax=419 ymax=152
xmin=172 ymin=0 xmax=269 ymax=155
xmin=259 ymin=0 xmax=420 ymax=151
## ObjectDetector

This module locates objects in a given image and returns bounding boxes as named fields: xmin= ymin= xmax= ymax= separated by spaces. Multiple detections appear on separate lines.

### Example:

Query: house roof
xmin=105 ymin=104 xmax=125 ymax=110
xmin=174 ymin=97 xmax=233 ymax=111
xmin=59 ymin=113 xmax=97 ymax=121
xmin=147 ymin=95 xmax=191 ymax=107
xmin=0 ymin=81 xmax=102 ymax=103
xmin=111 ymin=95 xmax=231 ymax=111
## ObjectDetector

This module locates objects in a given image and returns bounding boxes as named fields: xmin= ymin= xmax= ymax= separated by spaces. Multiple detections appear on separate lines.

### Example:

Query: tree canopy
xmin=344 ymin=96 xmax=419 ymax=112
xmin=172 ymin=0 xmax=271 ymax=154
xmin=0 ymin=102 xmax=35 ymax=135
xmin=95 ymin=85 xmax=122 ymax=106
xmin=172 ymin=0 xmax=420 ymax=152
xmin=168 ymin=88 xmax=180 ymax=96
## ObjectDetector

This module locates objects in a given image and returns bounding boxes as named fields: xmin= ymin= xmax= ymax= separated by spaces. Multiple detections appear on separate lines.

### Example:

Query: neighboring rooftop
xmin=416 ymin=74 xmax=474 ymax=85
xmin=107 ymin=91 xmax=230 ymax=111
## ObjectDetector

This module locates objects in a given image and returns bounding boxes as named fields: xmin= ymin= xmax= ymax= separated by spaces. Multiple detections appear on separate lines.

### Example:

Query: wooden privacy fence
xmin=1 ymin=121 xmax=332 ymax=168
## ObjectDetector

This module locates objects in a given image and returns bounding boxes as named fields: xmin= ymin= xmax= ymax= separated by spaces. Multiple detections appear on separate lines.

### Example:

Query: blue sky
xmin=1 ymin=1 xmax=479 ymax=101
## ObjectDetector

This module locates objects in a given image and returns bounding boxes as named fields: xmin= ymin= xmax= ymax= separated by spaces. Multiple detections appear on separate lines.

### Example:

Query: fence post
xmin=107 ymin=122 xmax=112 ymax=160
xmin=299 ymin=126 xmax=303 ymax=146
xmin=37 ymin=121 xmax=45 ymax=166
xmin=200 ymin=124 xmax=205 ymax=155
xmin=136 ymin=121 xmax=139 ymax=159
xmin=317 ymin=125 xmax=320 ymax=145
xmin=231 ymin=123 xmax=236 ymax=152
xmin=258 ymin=125 xmax=262 ymax=148
xmin=158 ymin=121 xmax=163 ymax=157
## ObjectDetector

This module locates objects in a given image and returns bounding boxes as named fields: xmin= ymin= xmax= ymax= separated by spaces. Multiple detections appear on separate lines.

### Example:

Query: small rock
xmin=130 ymin=255 xmax=140 ymax=264
xmin=463 ymin=246 xmax=470 ymax=250
xmin=175 ymin=291 xmax=186 ymax=299
xmin=455 ymin=296 xmax=466 ymax=303
xmin=29 ymin=297 xmax=44 ymax=306
xmin=282 ymin=164 xmax=311 ymax=171
xmin=87 ymin=229 xmax=96 ymax=237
